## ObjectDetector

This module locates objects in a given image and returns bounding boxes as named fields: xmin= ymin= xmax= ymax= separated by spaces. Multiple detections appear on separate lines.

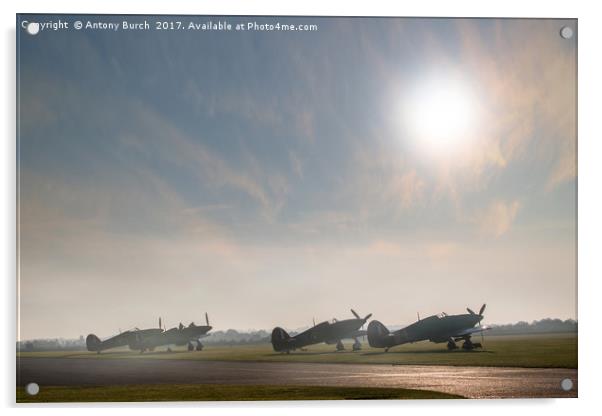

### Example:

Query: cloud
xmin=478 ymin=200 xmax=521 ymax=237
xmin=392 ymin=169 xmax=426 ymax=210
xmin=117 ymin=100 xmax=292 ymax=221
xmin=426 ymin=242 xmax=459 ymax=260
xmin=17 ymin=18 xmax=577 ymax=339
xmin=546 ymin=142 xmax=577 ymax=190
xmin=183 ymin=78 xmax=284 ymax=128
xmin=455 ymin=19 xmax=576 ymax=190
xmin=289 ymin=151 xmax=304 ymax=179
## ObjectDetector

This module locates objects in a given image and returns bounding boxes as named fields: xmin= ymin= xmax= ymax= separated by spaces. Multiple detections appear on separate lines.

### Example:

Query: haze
xmin=17 ymin=17 xmax=576 ymax=339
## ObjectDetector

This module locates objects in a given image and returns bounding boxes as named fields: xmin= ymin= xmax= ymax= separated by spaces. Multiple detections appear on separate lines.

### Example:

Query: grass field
xmin=16 ymin=384 xmax=462 ymax=402
xmin=18 ymin=333 xmax=577 ymax=369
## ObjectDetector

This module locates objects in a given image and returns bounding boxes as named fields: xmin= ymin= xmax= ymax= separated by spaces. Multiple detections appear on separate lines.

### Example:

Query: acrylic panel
xmin=16 ymin=14 xmax=577 ymax=402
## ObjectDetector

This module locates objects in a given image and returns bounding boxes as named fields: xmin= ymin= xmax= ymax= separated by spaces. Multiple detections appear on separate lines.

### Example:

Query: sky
xmin=17 ymin=16 xmax=577 ymax=339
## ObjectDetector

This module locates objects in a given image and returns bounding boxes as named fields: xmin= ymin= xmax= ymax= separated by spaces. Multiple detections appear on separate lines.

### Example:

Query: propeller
xmin=467 ymin=303 xmax=488 ymax=349
xmin=351 ymin=309 xmax=372 ymax=322
xmin=351 ymin=309 xmax=373 ymax=341
xmin=467 ymin=304 xmax=486 ymax=317
xmin=205 ymin=312 xmax=210 ymax=327
xmin=159 ymin=317 xmax=162 ymax=330
xmin=478 ymin=304 xmax=487 ymax=349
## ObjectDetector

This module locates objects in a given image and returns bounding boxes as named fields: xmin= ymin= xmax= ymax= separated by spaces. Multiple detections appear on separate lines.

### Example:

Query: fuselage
xmin=86 ymin=328 xmax=162 ymax=352
xmin=272 ymin=318 xmax=365 ymax=352
xmin=370 ymin=313 xmax=482 ymax=348
xmin=128 ymin=324 xmax=212 ymax=351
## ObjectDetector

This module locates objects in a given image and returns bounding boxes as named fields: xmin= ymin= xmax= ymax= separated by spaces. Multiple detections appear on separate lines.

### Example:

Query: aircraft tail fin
xmin=367 ymin=320 xmax=392 ymax=348
xmin=86 ymin=334 xmax=102 ymax=352
xmin=270 ymin=327 xmax=290 ymax=352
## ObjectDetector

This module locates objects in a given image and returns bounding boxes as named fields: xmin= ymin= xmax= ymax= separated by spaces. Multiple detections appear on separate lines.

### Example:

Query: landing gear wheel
xmin=352 ymin=339 xmax=362 ymax=351
xmin=187 ymin=342 xmax=194 ymax=351
xmin=336 ymin=340 xmax=345 ymax=351
xmin=462 ymin=339 xmax=474 ymax=350
xmin=447 ymin=340 xmax=458 ymax=351
xmin=196 ymin=342 xmax=204 ymax=351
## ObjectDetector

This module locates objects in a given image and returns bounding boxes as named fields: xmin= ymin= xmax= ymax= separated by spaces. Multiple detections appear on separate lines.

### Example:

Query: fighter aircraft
xmin=128 ymin=313 xmax=212 ymax=353
xmin=86 ymin=324 xmax=163 ymax=353
xmin=271 ymin=309 xmax=372 ymax=353
xmin=367 ymin=304 xmax=490 ymax=352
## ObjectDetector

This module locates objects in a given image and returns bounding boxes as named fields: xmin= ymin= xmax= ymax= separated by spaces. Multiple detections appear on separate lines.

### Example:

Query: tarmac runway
xmin=17 ymin=357 xmax=577 ymax=399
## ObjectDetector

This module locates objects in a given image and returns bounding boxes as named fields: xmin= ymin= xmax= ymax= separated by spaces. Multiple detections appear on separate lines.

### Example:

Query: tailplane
xmin=86 ymin=334 xmax=102 ymax=352
xmin=367 ymin=320 xmax=392 ymax=348
xmin=270 ymin=327 xmax=290 ymax=352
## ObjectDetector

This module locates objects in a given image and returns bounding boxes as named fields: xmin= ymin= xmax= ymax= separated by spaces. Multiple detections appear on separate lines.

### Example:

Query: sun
xmin=402 ymin=77 xmax=479 ymax=157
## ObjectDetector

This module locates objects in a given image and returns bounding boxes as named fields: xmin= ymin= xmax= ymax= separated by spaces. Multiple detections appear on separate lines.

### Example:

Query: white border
xmin=3 ymin=1 xmax=601 ymax=415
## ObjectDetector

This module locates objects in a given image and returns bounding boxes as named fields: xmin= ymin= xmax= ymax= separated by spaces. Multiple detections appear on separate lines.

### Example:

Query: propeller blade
xmin=467 ymin=307 xmax=476 ymax=315
xmin=479 ymin=320 xmax=486 ymax=350
xmin=351 ymin=309 xmax=360 ymax=319
xmin=364 ymin=313 xmax=373 ymax=321
xmin=313 ymin=317 xmax=316 ymax=327
xmin=205 ymin=313 xmax=209 ymax=326
xmin=159 ymin=317 xmax=162 ymax=330
xmin=479 ymin=304 xmax=487 ymax=316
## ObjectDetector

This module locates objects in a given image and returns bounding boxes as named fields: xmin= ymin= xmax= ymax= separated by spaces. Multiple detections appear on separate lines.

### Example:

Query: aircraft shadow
xmin=64 ymin=351 xmax=133 ymax=358
xmin=361 ymin=349 xmax=496 ymax=356
xmin=75 ymin=349 xmax=195 ymax=357
xmin=267 ymin=350 xmax=362 ymax=357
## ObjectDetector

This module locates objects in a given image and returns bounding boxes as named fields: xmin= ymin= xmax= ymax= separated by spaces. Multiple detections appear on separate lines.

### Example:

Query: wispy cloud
xmin=456 ymin=19 xmax=576 ymax=190
xmin=17 ymin=17 xmax=576 ymax=338
xmin=477 ymin=200 xmax=521 ymax=237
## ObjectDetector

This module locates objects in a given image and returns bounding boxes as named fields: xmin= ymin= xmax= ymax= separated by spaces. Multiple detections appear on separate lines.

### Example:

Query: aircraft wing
xmin=343 ymin=329 xmax=367 ymax=339
xmin=294 ymin=321 xmax=330 ymax=343
xmin=100 ymin=331 xmax=133 ymax=347
xmin=453 ymin=325 xmax=491 ymax=337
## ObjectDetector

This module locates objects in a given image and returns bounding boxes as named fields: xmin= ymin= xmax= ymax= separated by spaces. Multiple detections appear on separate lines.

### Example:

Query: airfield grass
xmin=18 ymin=333 xmax=577 ymax=369
xmin=16 ymin=384 xmax=462 ymax=402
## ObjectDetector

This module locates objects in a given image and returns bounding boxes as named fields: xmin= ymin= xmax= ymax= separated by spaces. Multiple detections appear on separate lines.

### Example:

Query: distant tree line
xmin=17 ymin=335 xmax=86 ymax=351
xmin=203 ymin=329 xmax=270 ymax=345
xmin=487 ymin=318 xmax=577 ymax=335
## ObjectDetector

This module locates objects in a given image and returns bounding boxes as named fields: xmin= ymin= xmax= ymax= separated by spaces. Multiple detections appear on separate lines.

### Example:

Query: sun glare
xmin=402 ymin=77 xmax=479 ymax=157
